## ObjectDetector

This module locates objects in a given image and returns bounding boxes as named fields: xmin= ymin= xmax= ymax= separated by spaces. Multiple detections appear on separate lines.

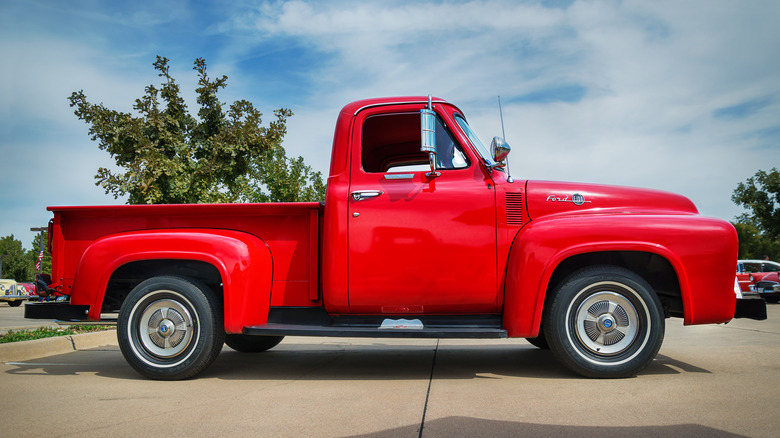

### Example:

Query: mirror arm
xmin=426 ymin=153 xmax=441 ymax=178
xmin=420 ymin=95 xmax=440 ymax=178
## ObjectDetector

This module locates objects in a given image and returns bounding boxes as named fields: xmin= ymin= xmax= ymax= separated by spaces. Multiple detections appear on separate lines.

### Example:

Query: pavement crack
xmin=418 ymin=339 xmax=439 ymax=438
xmin=720 ymin=325 xmax=780 ymax=335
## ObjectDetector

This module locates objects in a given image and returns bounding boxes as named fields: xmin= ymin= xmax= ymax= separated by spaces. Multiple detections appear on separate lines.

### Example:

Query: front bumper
xmin=734 ymin=295 xmax=767 ymax=320
xmin=750 ymin=281 xmax=780 ymax=303
xmin=0 ymin=294 xmax=28 ymax=300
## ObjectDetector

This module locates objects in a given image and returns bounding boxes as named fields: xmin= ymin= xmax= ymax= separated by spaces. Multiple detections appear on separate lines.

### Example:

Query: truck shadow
xmin=3 ymin=344 xmax=711 ymax=380
xmin=204 ymin=343 xmax=711 ymax=381
xmin=344 ymin=416 xmax=746 ymax=438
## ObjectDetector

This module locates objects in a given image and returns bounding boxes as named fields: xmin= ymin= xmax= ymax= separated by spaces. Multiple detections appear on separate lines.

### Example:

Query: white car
xmin=0 ymin=279 xmax=26 ymax=307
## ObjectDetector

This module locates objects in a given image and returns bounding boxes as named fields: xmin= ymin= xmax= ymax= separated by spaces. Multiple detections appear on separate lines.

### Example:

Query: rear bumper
xmin=24 ymin=302 xmax=90 ymax=321
xmin=734 ymin=296 xmax=767 ymax=320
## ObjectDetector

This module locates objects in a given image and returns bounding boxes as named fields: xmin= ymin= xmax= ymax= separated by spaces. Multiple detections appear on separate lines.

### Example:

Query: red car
xmin=737 ymin=260 xmax=780 ymax=302
xmin=15 ymin=282 xmax=37 ymax=300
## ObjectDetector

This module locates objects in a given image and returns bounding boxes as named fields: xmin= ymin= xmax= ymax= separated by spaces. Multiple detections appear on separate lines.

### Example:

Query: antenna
xmin=498 ymin=96 xmax=506 ymax=139
xmin=497 ymin=96 xmax=513 ymax=183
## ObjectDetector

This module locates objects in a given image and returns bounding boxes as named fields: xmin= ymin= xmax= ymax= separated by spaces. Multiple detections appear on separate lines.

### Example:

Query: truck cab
xmin=323 ymin=97 xmax=504 ymax=316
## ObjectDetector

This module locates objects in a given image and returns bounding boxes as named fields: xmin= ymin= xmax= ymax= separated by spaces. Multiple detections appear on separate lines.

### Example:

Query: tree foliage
xmin=0 ymin=234 xmax=50 ymax=282
xmin=68 ymin=56 xmax=324 ymax=205
xmin=732 ymin=222 xmax=780 ymax=261
xmin=732 ymin=168 xmax=780 ymax=260
xmin=732 ymin=168 xmax=780 ymax=239
xmin=250 ymin=144 xmax=327 ymax=202
xmin=0 ymin=235 xmax=29 ymax=281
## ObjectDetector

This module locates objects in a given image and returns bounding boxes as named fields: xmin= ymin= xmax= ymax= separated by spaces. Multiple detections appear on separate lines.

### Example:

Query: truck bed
xmin=48 ymin=203 xmax=322 ymax=308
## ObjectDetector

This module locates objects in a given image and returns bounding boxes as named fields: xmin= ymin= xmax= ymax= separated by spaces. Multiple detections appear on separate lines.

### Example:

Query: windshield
xmin=454 ymin=114 xmax=497 ymax=168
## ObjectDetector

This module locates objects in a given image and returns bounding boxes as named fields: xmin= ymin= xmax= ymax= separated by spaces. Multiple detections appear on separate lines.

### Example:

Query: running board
xmin=243 ymin=323 xmax=507 ymax=339
xmin=244 ymin=307 xmax=508 ymax=339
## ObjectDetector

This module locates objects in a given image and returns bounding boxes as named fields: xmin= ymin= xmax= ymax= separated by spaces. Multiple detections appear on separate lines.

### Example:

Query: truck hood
xmin=524 ymin=180 xmax=699 ymax=221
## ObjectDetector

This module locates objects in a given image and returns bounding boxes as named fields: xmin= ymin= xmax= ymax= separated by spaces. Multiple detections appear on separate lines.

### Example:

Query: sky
xmin=1 ymin=0 xmax=779 ymax=248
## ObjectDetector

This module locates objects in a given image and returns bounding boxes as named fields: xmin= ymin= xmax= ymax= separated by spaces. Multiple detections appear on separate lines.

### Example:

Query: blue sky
xmin=1 ymin=0 xmax=779 ymax=248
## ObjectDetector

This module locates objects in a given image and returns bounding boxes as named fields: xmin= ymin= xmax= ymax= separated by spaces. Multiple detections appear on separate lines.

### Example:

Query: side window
xmin=362 ymin=112 xmax=469 ymax=173
xmin=762 ymin=263 xmax=780 ymax=272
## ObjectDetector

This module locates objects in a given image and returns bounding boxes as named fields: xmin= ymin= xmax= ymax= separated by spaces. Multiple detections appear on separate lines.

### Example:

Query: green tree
xmin=732 ymin=222 xmax=780 ymax=261
xmin=732 ymin=168 xmax=780 ymax=240
xmin=732 ymin=168 xmax=780 ymax=260
xmin=249 ymin=144 xmax=326 ymax=202
xmin=0 ymin=235 xmax=35 ymax=281
xmin=68 ymin=56 xmax=324 ymax=204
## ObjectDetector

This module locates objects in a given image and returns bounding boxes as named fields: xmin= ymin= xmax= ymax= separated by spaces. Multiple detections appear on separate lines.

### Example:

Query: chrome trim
xmin=353 ymin=99 xmax=449 ymax=116
xmin=384 ymin=174 xmax=414 ymax=180
xmin=351 ymin=190 xmax=384 ymax=201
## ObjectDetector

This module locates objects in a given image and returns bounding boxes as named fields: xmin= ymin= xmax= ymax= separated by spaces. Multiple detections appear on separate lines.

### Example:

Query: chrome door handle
xmin=351 ymin=190 xmax=383 ymax=201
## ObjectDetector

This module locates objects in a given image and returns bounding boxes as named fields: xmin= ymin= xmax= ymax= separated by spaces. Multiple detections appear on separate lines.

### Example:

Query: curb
xmin=0 ymin=329 xmax=118 ymax=363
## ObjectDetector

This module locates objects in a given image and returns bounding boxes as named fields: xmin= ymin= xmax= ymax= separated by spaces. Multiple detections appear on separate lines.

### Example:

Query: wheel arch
xmin=546 ymin=251 xmax=682 ymax=319
xmin=71 ymin=229 xmax=273 ymax=333
xmin=103 ymin=259 xmax=224 ymax=313
xmin=509 ymin=247 xmax=683 ymax=338
xmin=502 ymin=218 xmax=690 ymax=338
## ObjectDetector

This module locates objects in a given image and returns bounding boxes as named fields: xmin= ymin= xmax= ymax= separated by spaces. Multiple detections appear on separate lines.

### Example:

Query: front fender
xmin=71 ymin=229 xmax=273 ymax=333
xmin=502 ymin=214 xmax=738 ymax=337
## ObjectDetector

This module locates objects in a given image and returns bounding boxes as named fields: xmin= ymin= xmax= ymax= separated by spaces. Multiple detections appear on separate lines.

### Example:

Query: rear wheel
xmin=118 ymin=276 xmax=224 ymax=380
xmin=225 ymin=334 xmax=284 ymax=353
xmin=544 ymin=265 xmax=664 ymax=378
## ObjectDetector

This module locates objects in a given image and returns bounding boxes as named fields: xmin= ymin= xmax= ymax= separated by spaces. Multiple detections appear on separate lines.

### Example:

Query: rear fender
xmin=71 ymin=229 xmax=272 ymax=333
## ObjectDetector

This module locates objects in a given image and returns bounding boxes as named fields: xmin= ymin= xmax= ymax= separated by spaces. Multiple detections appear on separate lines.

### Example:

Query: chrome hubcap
xmin=575 ymin=291 xmax=639 ymax=356
xmin=138 ymin=296 xmax=194 ymax=359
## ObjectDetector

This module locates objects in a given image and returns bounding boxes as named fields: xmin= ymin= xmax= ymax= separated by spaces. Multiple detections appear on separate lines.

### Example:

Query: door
xmin=347 ymin=108 xmax=498 ymax=314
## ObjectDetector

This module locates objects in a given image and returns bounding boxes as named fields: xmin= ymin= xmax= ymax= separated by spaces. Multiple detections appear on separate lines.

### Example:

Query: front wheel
xmin=544 ymin=266 xmax=665 ymax=378
xmin=118 ymin=276 xmax=224 ymax=380
xmin=525 ymin=325 xmax=549 ymax=349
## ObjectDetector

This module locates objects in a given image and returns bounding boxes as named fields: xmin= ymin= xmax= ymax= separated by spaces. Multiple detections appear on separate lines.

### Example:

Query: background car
xmin=16 ymin=282 xmax=38 ymax=299
xmin=0 ymin=279 xmax=27 ymax=307
xmin=738 ymin=260 xmax=780 ymax=303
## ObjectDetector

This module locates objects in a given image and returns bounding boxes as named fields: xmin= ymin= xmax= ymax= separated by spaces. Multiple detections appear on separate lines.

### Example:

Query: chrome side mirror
xmin=420 ymin=95 xmax=439 ymax=177
xmin=490 ymin=136 xmax=511 ymax=167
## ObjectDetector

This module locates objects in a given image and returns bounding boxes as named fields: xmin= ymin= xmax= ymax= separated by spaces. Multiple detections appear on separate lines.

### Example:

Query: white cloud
xmin=220 ymin=0 xmax=780 ymax=221
xmin=0 ymin=37 xmax=145 ymax=245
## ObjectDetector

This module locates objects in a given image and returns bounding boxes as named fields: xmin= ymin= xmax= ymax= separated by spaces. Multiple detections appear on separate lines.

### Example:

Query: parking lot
xmin=1 ymin=302 xmax=779 ymax=437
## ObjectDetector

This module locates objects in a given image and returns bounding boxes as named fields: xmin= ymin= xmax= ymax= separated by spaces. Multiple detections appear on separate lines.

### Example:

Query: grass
xmin=0 ymin=325 xmax=115 ymax=344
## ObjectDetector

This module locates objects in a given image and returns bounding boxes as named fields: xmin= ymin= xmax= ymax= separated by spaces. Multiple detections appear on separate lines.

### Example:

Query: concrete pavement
xmin=0 ymin=301 xmax=62 ymax=335
xmin=1 ymin=303 xmax=779 ymax=437
xmin=0 ymin=303 xmax=117 ymax=362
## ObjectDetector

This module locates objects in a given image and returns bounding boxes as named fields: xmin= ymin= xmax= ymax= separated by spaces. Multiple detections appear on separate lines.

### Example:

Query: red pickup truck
xmin=26 ymin=96 xmax=765 ymax=380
